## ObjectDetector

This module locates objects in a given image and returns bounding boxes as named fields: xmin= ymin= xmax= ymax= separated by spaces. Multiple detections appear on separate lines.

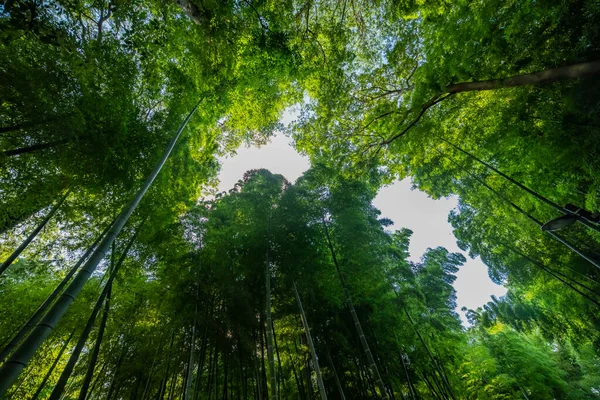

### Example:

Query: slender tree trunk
xmin=399 ymin=352 xmax=417 ymax=400
xmin=106 ymin=343 xmax=127 ymax=400
xmin=259 ymin=320 xmax=268 ymax=398
xmin=499 ymin=242 xmax=600 ymax=307
xmin=0 ymin=98 xmax=203 ymax=395
xmin=87 ymin=361 xmax=108 ymax=399
xmin=193 ymin=329 xmax=209 ymax=400
xmin=286 ymin=341 xmax=305 ymax=400
xmin=304 ymin=354 xmax=312 ymax=400
xmin=0 ymin=218 xmax=113 ymax=363
xmin=441 ymin=138 xmax=600 ymax=234
xmin=49 ymin=222 xmax=140 ymax=400
xmin=437 ymin=148 xmax=600 ymax=270
xmin=185 ymin=303 xmax=199 ymax=400
xmin=326 ymin=350 xmax=346 ymax=400
xmin=255 ymin=356 xmax=264 ymax=400
xmin=2 ymin=137 xmax=73 ymax=157
xmin=30 ymin=331 xmax=75 ymax=400
xmin=293 ymin=282 xmax=327 ymax=400
xmin=48 ymin=283 xmax=111 ymax=400
xmin=403 ymin=310 xmax=454 ymax=400
xmin=265 ymin=217 xmax=278 ymax=400
xmin=271 ymin=320 xmax=287 ymax=399
xmin=0 ymin=190 xmax=69 ymax=275
xmin=78 ymin=283 xmax=112 ymax=400
xmin=322 ymin=221 xmax=389 ymax=399
xmin=160 ymin=333 xmax=177 ymax=400
xmin=142 ymin=334 xmax=164 ymax=400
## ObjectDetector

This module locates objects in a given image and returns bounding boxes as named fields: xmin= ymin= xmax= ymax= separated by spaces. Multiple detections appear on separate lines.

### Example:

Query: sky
xmin=215 ymin=133 xmax=506 ymax=324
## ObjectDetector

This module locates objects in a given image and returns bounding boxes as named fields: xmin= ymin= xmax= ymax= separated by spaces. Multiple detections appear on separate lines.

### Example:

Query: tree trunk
xmin=499 ymin=241 xmax=600 ymax=307
xmin=437 ymin=148 xmax=600 ymax=270
xmin=447 ymin=60 xmax=600 ymax=94
xmin=271 ymin=320 xmax=287 ymax=399
xmin=326 ymin=350 xmax=346 ymax=400
xmin=30 ymin=331 xmax=75 ymax=400
xmin=185 ymin=304 xmax=199 ymax=400
xmin=106 ymin=342 xmax=127 ymax=400
xmin=172 ymin=0 xmax=211 ymax=26
xmin=403 ymin=310 xmax=454 ymax=400
xmin=323 ymin=221 xmax=389 ymax=399
xmin=48 ymin=282 xmax=111 ymax=400
xmin=142 ymin=333 xmax=165 ymax=400
xmin=286 ymin=341 xmax=305 ymax=400
xmin=87 ymin=361 xmax=108 ymax=399
xmin=1 ymin=137 xmax=74 ymax=157
xmin=383 ymin=60 xmax=600 ymax=145
xmin=265 ymin=214 xmax=278 ymax=400
xmin=441 ymin=138 xmax=600 ymax=235
xmin=78 ymin=282 xmax=112 ymax=400
xmin=0 ymin=190 xmax=69 ymax=275
xmin=293 ymin=282 xmax=327 ymax=400
xmin=0 ymin=98 xmax=203 ymax=395
xmin=0 ymin=218 xmax=113 ymax=363
xmin=48 ymin=224 xmax=140 ymax=400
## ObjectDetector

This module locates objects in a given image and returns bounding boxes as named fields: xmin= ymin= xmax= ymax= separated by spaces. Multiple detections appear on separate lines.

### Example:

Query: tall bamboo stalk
xmin=48 ymin=223 xmax=141 ymax=400
xmin=434 ymin=147 xmax=600 ymax=270
xmin=0 ymin=218 xmax=114 ymax=363
xmin=442 ymin=139 xmax=600 ymax=234
xmin=293 ymin=282 xmax=327 ymax=400
xmin=30 ymin=331 xmax=75 ymax=400
xmin=0 ymin=98 xmax=203 ymax=395
xmin=323 ymin=220 xmax=389 ymax=399
xmin=78 ymin=282 xmax=112 ymax=400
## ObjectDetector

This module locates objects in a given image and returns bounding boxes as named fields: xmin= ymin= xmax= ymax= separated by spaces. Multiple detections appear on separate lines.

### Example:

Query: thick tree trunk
xmin=30 ymin=331 xmax=74 ymax=400
xmin=0 ymin=190 xmax=69 ymax=275
xmin=383 ymin=60 xmax=600 ymax=145
xmin=0 ymin=98 xmax=203 ymax=395
xmin=323 ymin=221 xmax=389 ymax=399
xmin=172 ymin=0 xmax=211 ymax=25
xmin=0 ymin=218 xmax=112 ymax=363
xmin=48 ymin=224 xmax=140 ymax=400
xmin=78 ymin=283 xmax=112 ymax=400
xmin=293 ymin=282 xmax=327 ymax=400
xmin=447 ymin=60 xmax=600 ymax=94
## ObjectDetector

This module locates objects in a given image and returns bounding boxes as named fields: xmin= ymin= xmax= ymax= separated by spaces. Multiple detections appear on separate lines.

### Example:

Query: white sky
xmin=216 ymin=133 xmax=506 ymax=324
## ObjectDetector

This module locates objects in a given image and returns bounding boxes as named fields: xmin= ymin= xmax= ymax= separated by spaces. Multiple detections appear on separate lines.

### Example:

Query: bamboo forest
xmin=2 ymin=0 xmax=600 ymax=399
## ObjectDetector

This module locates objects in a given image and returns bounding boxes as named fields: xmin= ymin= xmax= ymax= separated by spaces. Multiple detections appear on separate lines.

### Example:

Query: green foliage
xmin=1 ymin=0 xmax=600 ymax=398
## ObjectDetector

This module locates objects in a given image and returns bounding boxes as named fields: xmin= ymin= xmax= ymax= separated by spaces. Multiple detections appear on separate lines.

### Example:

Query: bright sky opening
xmin=216 ymin=133 xmax=507 ymax=325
